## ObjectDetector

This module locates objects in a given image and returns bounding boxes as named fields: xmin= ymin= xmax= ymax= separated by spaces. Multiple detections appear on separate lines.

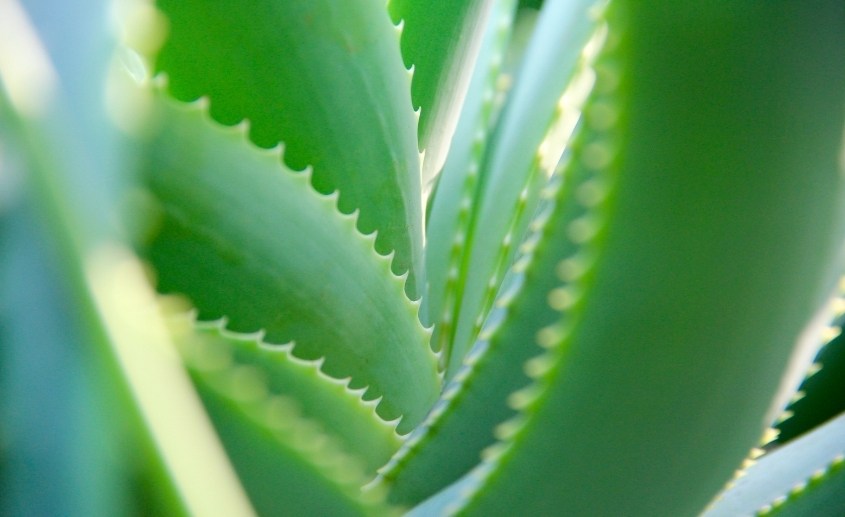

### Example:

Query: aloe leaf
xmin=387 ymin=0 xmax=496 ymax=190
xmin=154 ymin=0 xmax=423 ymax=298
xmin=441 ymin=3 xmax=845 ymax=515
xmin=379 ymin=112 xmax=601 ymax=505
xmin=170 ymin=314 xmax=403 ymax=474
xmin=424 ymin=2 xmax=540 ymax=338
xmin=424 ymin=0 xmax=517 ymax=351
xmin=443 ymin=0 xmax=603 ymax=376
xmin=184 ymin=350 xmax=399 ymax=516
xmin=764 ymin=463 xmax=845 ymax=517
xmin=139 ymin=95 xmax=440 ymax=432
xmin=704 ymin=411 xmax=845 ymax=517
xmin=775 ymin=310 xmax=845 ymax=445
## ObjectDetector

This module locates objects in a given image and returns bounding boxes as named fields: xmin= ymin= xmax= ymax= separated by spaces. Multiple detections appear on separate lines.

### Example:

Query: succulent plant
xmin=2 ymin=0 xmax=845 ymax=515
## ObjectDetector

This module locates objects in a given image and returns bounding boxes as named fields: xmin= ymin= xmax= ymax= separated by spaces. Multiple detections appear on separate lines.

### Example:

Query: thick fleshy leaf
xmin=381 ymin=99 xmax=606 ymax=502
xmin=155 ymin=0 xmax=424 ymax=297
xmin=387 ymin=0 xmax=495 ymax=190
xmin=424 ymin=0 xmax=517 ymax=353
xmin=184 ymin=350 xmax=399 ymax=516
xmin=0 ymin=159 xmax=131 ymax=517
xmin=378 ymin=162 xmax=571 ymax=505
xmin=0 ymin=2 xmax=246 ymax=514
xmin=139 ymin=95 xmax=440 ymax=432
xmin=437 ymin=3 xmax=845 ymax=515
xmin=442 ymin=0 xmax=602 ymax=376
xmin=170 ymin=315 xmax=403 ymax=474
xmin=704 ymin=412 xmax=845 ymax=517
xmin=776 ymin=310 xmax=845 ymax=445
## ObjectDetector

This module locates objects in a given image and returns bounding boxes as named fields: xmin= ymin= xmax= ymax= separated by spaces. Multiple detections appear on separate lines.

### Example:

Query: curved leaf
xmin=155 ymin=0 xmax=424 ymax=297
xmin=139 ymin=95 xmax=440 ymax=432
xmin=704 ymin=411 xmax=845 ymax=517
xmin=776 ymin=310 xmax=845 ymax=445
xmin=442 ymin=0 xmax=603 ymax=376
xmin=424 ymin=0 xmax=517 ymax=352
xmin=170 ymin=315 xmax=403 ymax=474
xmin=445 ymin=3 xmax=845 ymax=515
xmin=378 ymin=122 xmax=593 ymax=505
xmin=184 ymin=348 xmax=398 ymax=516
xmin=387 ymin=0 xmax=496 ymax=190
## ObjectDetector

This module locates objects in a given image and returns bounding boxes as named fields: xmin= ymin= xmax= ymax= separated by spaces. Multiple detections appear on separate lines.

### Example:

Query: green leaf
xmin=775 ymin=310 xmax=845 ymax=445
xmin=185 ymin=352 xmax=399 ymax=516
xmin=0 ymin=177 xmax=132 ymax=517
xmin=155 ymin=0 xmax=424 ymax=298
xmin=387 ymin=0 xmax=497 ymax=190
xmin=442 ymin=0 xmax=603 ymax=376
xmin=443 ymin=3 xmax=845 ymax=515
xmin=378 ymin=133 xmax=589 ymax=506
xmin=170 ymin=315 xmax=403 ymax=474
xmin=704 ymin=411 xmax=845 ymax=517
xmin=139 ymin=95 xmax=440 ymax=432
xmin=424 ymin=0 xmax=517 ymax=352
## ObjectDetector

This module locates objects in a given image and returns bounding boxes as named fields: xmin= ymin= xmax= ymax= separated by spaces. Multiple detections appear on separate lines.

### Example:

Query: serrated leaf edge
xmin=443 ymin=9 xmax=610 ymax=375
xmin=429 ymin=0 xmax=517 ymax=363
xmin=144 ymin=79 xmax=441 ymax=426
xmin=756 ymin=454 xmax=845 ymax=516
xmin=182 ymin=334 xmax=399 ymax=515
xmin=450 ymin=13 xmax=624 ymax=512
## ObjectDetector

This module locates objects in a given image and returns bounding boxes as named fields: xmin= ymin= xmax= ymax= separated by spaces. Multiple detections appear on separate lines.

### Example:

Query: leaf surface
xmin=704 ymin=412 xmax=845 ymax=517
xmin=184 ymin=350 xmax=398 ymax=516
xmin=155 ymin=0 xmax=424 ymax=297
xmin=140 ymin=96 xmax=440 ymax=432
xmin=776 ymin=309 xmax=845 ymax=445
xmin=387 ymin=0 xmax=495 ymax=191
xmin=435 ymin=3 xmax=845 ymax=515
xmin=171 ymin=315 xmax=403 ymax=474
xmin=442 ymin=0 xmax=602 ymax=376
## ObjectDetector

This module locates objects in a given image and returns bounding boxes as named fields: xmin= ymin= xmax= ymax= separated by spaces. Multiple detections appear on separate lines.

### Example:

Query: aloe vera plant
xmin=2 ymin=0 xmax=845 ymax=515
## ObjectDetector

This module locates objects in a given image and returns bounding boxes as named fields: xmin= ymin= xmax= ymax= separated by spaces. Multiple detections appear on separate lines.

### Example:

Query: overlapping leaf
xmin=436 ymin=0 xmax=604 ymax=376
xmin=170 ymin=314 xmax=402 ymax=474
xmin=415 ymin=2 xmax=845 ymax=515
xmin=155 ymin=0 xmax=424 ymax=298
xmin=387 ymin=0 xmax=496 ymax=190
xmin=183 ymin=347 xmax=399 ymax=517
xmin=138 ymin=95 xmax=440 ymax=432
xmin=704 ymin=412 xmax=845 ymax=517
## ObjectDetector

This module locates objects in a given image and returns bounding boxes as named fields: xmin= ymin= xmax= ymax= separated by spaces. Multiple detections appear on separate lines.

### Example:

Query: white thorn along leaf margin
xmin=419 ymin=0 xmax=499 ymax=207
xmin=86 ymin=244 xmax=256 ymax=517
xmin=751 ymin=280 xmax=845 ymax=455
xmin=155 ymin=85 xmax=430 ymax=322
xmin=447 ymin=13 xmax=621 ymax=508
xmin=186 ymin=315 xmax=407 ymax=437
xmin=702 ymin=413 xmax=845 ymax=517
xmin=427 ymin=0 xmax=516 ymax=366
xmin=147 ymin=65 xmax=424 ymax=304
xmin=765 ymin=287 xmax=845 ymax=427
xmin=198 ymin=359 xmax=394 ymax=511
